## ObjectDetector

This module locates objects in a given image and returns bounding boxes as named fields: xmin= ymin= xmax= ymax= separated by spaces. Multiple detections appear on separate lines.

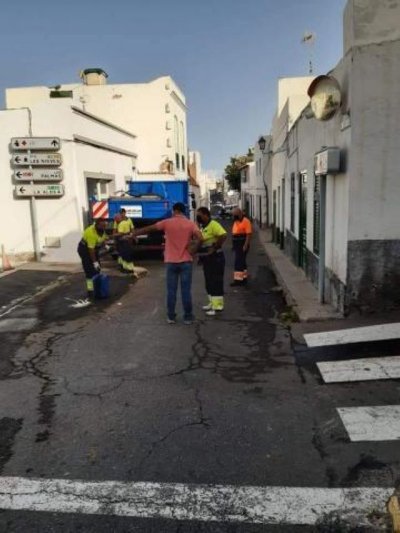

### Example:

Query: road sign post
xmin=11 ymin=137 xmax=64 ymax=262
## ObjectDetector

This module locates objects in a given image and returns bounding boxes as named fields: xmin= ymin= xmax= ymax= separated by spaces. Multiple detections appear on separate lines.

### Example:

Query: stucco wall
xmin=286 ymin=56 xmax=351 ymax=286
xmin=348 ymin=40 xmax=400 ymax=241
xmin=344 ymin=0 xmax=400 ymax=54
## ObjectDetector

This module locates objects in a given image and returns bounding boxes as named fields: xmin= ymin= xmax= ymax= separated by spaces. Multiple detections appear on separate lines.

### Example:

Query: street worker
xmin=77 ymin=219 xmax=108 ymax=298
xmin=132 ymin=202 xmax=202 ymax=324
xmin=196 ymin=207 xmax=227 ymax=316
xmin=113 ymin=208 xmax=135 ymax=274
xmin=231 ymin=207 xmax=252 ymax=286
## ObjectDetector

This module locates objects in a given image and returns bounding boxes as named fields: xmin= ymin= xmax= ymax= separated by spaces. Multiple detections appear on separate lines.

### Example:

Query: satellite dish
xmin=307 ymin=75 xmax=342 ymax=121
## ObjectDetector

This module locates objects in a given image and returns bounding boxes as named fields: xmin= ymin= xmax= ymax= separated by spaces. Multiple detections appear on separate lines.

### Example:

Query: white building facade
xmin=0 ymin=100 xmax=137 ymax=264
xmin=269 ymin=0 xmax=400 ymax=314
xmin=6 ymin=71 xmax=187 ymax=180
xmin=241 ymin=136 xmax=271 ymax=228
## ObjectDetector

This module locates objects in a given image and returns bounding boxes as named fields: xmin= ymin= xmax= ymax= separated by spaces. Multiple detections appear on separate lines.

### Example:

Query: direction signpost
xmin=11 ymin=137 xmax=60 ymax=151
xmin=15 ymin=184 xmax=64 ymax=197
xmin=14 ymin=169 xmax=63 ymax=182
xmin=11 ymin=136 xmax=65 ymax=262
xmin=12 ymin=153 xmax=62 ymax=167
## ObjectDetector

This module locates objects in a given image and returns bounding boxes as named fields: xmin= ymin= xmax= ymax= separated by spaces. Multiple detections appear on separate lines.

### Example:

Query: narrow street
xmin=0 ymin=234 xmax=399 ymax=531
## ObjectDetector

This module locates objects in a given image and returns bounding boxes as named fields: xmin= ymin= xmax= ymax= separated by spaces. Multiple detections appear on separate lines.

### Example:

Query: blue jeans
xmin=166 ymin=262 xmax=193 ymax=321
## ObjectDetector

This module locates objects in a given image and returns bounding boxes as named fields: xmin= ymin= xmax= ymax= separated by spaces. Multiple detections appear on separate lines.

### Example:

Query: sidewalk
xmin=258 ymin=229 xmax=342 ymax=322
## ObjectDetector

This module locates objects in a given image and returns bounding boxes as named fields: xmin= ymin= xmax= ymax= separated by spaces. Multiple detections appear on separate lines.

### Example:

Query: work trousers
xmin=116 ymin=237 xmax=135 ymax=273
xmin=202 ymin=251 xmax=225 ymax=307
xmin=233 ymin=236 xmax=248 ymax=282
xmin=77 ymin=241 xmax=99 ymax=292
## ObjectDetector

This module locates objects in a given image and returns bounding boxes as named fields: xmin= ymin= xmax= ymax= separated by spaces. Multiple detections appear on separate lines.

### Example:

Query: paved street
xmin=0 ymin=235 xmax=399 ymax=531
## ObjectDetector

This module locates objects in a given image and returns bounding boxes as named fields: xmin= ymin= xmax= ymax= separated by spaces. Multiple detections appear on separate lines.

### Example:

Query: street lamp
xmin=258 ymin=136 xmax=266 ymax=152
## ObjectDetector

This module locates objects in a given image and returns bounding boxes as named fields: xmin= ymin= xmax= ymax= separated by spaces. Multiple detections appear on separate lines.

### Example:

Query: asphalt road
xmin=0 ymin=236 xmax=399 ymax=532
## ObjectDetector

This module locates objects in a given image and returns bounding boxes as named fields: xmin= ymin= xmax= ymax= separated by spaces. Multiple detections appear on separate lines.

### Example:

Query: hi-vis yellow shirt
xmin=201 ymin=219 xmax=227 ymax=247
xmin=82 ymin=224 xmax=107 ymax=249
xmin=113 ymin=218 xmax=134 ymax=234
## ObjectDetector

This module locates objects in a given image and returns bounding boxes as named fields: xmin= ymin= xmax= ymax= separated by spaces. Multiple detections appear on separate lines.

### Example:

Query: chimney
xmin=80 ymin=68 xmax=108 ymax=86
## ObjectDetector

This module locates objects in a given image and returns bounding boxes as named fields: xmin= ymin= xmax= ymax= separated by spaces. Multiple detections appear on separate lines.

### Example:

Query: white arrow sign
xmin=11 ymin=137 xmax=61 ymax=151
xmin=15 ymin=184 xmax=64 ymax=197
xmin=12 ymin=153 xmax=62 ymax=167
xmin=14 ymin=169 xmax=63 ymax=182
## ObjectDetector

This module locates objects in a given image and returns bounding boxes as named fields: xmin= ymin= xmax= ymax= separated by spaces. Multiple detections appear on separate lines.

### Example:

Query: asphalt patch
xmin=36 ymin=272 xmax=133 ymax=323
xmin=0 ymin=417 xmax=23 ymax=474
xmin=0 ymin=271 xmax=65 ymax=309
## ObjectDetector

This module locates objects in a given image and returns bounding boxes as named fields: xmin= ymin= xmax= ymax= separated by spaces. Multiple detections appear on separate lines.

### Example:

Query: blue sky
xmin=0 ymin=0 xmax=347 ymax=175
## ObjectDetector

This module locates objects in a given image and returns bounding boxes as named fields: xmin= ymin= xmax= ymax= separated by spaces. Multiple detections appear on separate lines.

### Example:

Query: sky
xmin=0 ymin=0 xmax=347 ymax=176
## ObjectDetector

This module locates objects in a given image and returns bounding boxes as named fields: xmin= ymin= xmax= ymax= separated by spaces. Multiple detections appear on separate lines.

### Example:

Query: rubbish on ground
xmin=65 ymin=297 xmax=92 ymax=309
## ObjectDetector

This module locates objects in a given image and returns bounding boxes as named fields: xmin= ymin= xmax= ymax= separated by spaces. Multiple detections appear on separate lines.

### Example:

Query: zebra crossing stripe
xmin=304 ymin=322 xmax=400 ymax=347
xmin=0 ymin=477 xmax=393 ymax=525
xmin=317 ymin=356 xmax=400 ymax=383
xmin=338 ymin=405 xmax=400 ymax=442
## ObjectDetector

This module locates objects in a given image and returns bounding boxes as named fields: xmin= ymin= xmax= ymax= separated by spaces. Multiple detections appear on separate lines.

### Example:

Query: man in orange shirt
xmin=231 ymin=207 xmax=252 ymax=286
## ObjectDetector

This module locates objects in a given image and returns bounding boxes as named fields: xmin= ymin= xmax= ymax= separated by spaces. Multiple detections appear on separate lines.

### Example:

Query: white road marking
xmin=0 ymin=318 xmax=37 ymax=332
xmin=317 ymin=356 xmax=400 ymax=383
xmin=304 ymin=323 xmax=400 ymax=347
xmin=0 ymin=477 xmax=393 ymax=525
xmin=0 ymin=294 xmax=36 ymax=319
xmin=338 ymin=405 xmax=400 ymax=441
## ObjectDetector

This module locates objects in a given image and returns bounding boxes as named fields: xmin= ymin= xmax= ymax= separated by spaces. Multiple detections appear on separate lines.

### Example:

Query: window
xmin=50 ymin=90 xmax=73 ymax=98
xmin=182 ymin=155 xmax=185 ymax=171
xmin=313 ymin=175 xmax=321 ymax=254
xmin=174 ymin=115 xmax=181 ymax=170
xmin=290 ymin=173 xmax=295 ymax=232
xmin=180 ymin=121 xmax=185 ymax=157
xmin=174 ymin=116 xmax=180 ymax=170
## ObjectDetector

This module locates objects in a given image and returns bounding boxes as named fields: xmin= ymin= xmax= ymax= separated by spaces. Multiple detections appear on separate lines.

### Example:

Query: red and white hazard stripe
xmin=92 ymin=201 xmax=109 ymax=219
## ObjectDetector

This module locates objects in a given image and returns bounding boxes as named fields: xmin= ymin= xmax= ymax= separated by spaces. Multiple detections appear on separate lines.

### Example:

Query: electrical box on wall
xmin=315 ymin=147 xmax=341 ymax=176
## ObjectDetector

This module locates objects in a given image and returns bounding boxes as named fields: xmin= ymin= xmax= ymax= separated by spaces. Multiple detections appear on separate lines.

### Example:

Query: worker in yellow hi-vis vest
xmin=113 ymin=208 xmax=135 ymax=274
xmin=196 ymin=207 xmax=227 ymax=316
xmin=77 ymin=219 xmax=108 ymax=297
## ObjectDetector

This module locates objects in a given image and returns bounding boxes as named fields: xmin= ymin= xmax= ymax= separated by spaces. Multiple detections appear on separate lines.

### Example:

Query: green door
xmin=298 ymin=172 xmax=308 ymax=269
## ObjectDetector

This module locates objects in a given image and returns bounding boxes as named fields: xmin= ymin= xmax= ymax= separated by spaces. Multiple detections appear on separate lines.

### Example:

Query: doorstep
xmin=258 ymin=229 xmax=342 ymax=322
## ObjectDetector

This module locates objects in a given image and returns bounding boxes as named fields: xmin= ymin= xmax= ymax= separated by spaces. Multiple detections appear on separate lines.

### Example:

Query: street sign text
xmin=12 ymin=153 xmax=62 ymax=167
xmin=14 ymin=169 xmax=63 ymax=181
xmin=15 ymin=184 xmax=65 ymax=198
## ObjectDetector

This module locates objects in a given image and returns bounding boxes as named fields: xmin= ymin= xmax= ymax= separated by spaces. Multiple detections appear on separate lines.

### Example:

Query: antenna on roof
xmin=301 ymin=32 xmax=316 ymax=74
